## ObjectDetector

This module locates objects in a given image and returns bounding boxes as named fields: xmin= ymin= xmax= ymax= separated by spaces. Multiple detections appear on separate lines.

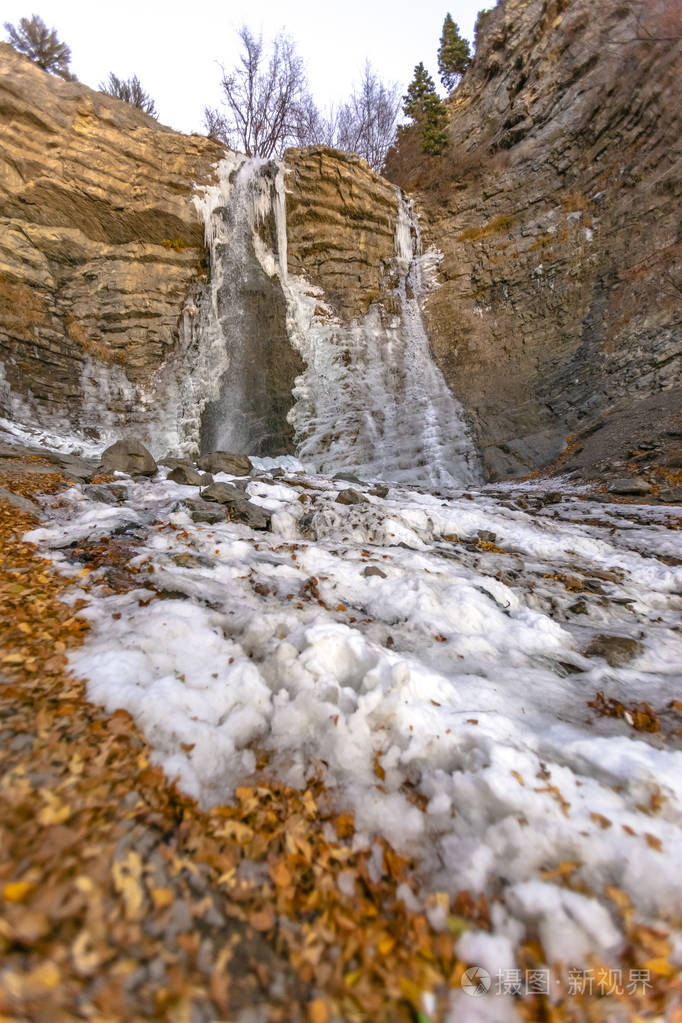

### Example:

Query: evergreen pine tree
xmin=402 ymin=63 xmax=448 ymax=156
xmin=4 ymin=14 xmax=74 ymax=80
xmin=437 ymin=13 xmax=471 ymax=92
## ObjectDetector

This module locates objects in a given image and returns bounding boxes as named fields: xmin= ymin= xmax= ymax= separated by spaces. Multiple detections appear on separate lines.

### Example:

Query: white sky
xmin=3 ymin=1 xmax=496 ymax=134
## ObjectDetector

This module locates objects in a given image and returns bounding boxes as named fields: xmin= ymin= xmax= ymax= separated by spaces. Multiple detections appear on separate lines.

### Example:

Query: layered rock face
xmin=0 ymin=43 xmax=223 ymax=436
xmin=387 ymin=0 xmax=681 ymax=477
xmin=285 ymin=147 xmax=399 ymax=318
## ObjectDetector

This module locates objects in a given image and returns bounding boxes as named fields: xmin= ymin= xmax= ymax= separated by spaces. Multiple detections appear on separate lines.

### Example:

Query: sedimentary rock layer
xmin=0 ymin=43 xmax=223 ymax=425
xmin=387 ymin=0 xmax=681 ymax=477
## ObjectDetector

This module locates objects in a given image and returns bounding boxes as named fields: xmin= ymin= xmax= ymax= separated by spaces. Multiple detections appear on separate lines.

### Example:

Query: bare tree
xmin=100 ymin=72 xmax=158 ymax=118
xmin=4 ymin=13 xmax=74 ymax=79
xmin=335 ymin=62 xmax=401 ymax=172
xmin=205 ymin=27 xmax=311 ymax=158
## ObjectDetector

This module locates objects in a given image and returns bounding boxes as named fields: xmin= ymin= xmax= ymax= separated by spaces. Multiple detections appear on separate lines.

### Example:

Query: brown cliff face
xmin=284 ymin=147 xmax=399 ymax=319
xmin=386 ymin=0 xmax=681 ymax=478
xmin=0 ymin=43 xmax=223 ymax=430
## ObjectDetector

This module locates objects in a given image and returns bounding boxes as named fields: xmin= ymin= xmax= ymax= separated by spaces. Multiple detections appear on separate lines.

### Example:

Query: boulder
xmin=333 ymin=472 xmax=365 ymax=486
xmin=335 ymin=488 xmax=366 ymax=506
xmin=368 ymin=484 xmax=389 ymax=498
xmin=584 ymin=634 xmax=643 ymax=667
xmin=167 ymin=465 xmax=205 ymax=486
xmin=100 ymin=439 xmax=157 ymax=477
xmin=83 ymin=483 xmax=128 ymax=503
xmin=0 ymin=485 xmax=43 ymax=519
xmin=607 ymin=477 xmax=652 ymax=496
xmin=199 ymin=482 xmax=270 ymax=530
xmin=201 ymin=482 xmax=246 ymax=504
xmin=197 ymin=451 xmax=253 ymax=476
xmin=186 ymin=499 xmax=226 ymax=525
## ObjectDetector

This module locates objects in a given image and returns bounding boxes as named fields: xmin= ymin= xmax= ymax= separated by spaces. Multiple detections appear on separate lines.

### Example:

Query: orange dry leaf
xmin=308 ymin=997 xmax=330 ymax=1023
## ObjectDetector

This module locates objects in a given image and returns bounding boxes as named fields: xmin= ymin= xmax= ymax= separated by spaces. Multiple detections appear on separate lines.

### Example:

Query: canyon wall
xmin=0 ymin=43 xmax=226 ymax=438
xmin=386 ymin=0 xmax=681 ymax=477
xmin=2 ymin=0 xmax=680 ymax=478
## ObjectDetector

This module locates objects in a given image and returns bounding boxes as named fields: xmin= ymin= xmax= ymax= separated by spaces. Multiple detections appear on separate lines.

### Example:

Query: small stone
xmin=369 ymin=484 xmax=389 ymax=498
xmin=197 ymin=451 xmax=253 ymax=476
xmin=167 ymin=465 xmax=204 ymax=486
xmin=101 ymin=439 xmax=157 ymax=477
xmin=607 ymin=477 xmax=652 ymax=496
xmin=477 ymin=529 xmax=497 ymax=543
xmin=363 ymin=566 xmax=387 ymax=578
xmin=335 ymin=488 xmax=365 ymax=505
xmin=585 ymin=634 xmax=643 ymax=667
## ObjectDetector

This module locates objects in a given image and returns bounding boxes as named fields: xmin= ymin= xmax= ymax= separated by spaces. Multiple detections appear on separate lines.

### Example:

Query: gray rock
xmin=334 ymin=472 xmax=365 ymax=486
xmin=0 ymin=485 xmax=43 ymax=518
xmin=41 ymin=450 xmax=99 ymax=482
xmin=83 ymin=483 xmax=128 ymax=503
xmin=607 ymin=477 xmax=652 ymax=496
xmin=658 ymin=487 xmax=682 ymax=504
xmin=197 ymin=451 xmax=253 ymax=476
xmin=198 ymin=483 xmax=270 ymax=530
xmin=369 ymin=484 xmax=389 ymax=498
xmin=584 ymin=634 xmax=643 ymax=667
xmin=101 ymin=439 xmax=157 ymax=477
xmin=335 ymin=488 xmax=366 ymax=505
xmin=201 ymin=482 xmax=245 ymax=505
xmin=187 ymin=500 xmax=226 ymax=525
xmin=167 ymin=464 xmax=204 ymax=486
xmin=477 ymin=529 xmax=497 ymax=543
xmin=362 ymin=565 xmax=387 ymax=578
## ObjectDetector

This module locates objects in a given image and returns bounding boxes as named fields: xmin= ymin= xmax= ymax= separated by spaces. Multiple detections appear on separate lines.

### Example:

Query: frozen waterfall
xmin=193 ymin=157 xmax=481 ymax=487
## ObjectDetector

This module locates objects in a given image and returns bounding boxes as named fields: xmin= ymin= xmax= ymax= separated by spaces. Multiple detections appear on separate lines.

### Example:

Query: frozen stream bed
xmin=25 ymin=462 xmax=682 ymax=979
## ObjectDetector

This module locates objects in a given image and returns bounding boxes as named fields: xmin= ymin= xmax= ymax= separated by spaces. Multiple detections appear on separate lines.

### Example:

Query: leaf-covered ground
xmin=0 ymin=462 xmax=679 ymax=1022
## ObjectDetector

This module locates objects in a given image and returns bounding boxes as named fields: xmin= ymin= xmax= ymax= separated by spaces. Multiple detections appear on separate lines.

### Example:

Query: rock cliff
xmin=386 ymin=0 xmax=681 ymax=478
xmin=0 ymin=43 xmax=223 ymax=435
xmin=2 ymin=0 xmax=680 ymax=480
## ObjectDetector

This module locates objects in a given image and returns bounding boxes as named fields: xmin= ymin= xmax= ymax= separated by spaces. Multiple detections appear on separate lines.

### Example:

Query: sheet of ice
xmin=27 ymin=469 xmax=682 ymax=975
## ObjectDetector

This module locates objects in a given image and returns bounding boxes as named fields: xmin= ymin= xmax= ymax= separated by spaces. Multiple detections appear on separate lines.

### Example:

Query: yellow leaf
xmin=373 ymin=750 xmax=385 ymax=781
xmin=308 ymin=998 xmax=330 ymax=1023
xmin=150 ymin=887 xmax=174 ymax=909
xmin=2 ymin=880 xmax=32 ymax=903
xmin=215 ymin=820 xmax=254 ymax=844
xmin=644 ymin=957 xmax=675 ymax=976
xmin=72 ymin=931 xmax=103 ymax=976
xmin=270 ymin=861 xmax=292 ymax=888
xmin=112 ymin=851 xmax=145 ymax=920
xmin=37 ymin=796 xmax=71 ymax=826
xmin=302 ymin=789 xmax=317 ymax=817
xmin=378 ymin=934 xmax=396 ymax=956
xmin=541 ymin=861 xmax=579 ymax=880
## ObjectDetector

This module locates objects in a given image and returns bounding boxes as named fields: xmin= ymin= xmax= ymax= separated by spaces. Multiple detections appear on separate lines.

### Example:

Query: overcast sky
xmin=3 ymin=1 xmax=496 ymax=134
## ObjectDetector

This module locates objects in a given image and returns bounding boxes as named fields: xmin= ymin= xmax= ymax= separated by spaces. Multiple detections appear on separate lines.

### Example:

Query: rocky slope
xmin=386 ymin=0 xmax=681 ymax=479
xmin=0 ymin=43 xmax=223 ymax=434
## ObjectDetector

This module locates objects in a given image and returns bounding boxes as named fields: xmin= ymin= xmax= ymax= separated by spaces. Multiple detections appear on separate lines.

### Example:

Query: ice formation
xmin=25 ymin=464 xmax=682 ymax=979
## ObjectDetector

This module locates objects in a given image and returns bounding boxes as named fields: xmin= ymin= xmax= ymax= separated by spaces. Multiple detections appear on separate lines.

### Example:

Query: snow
xmin=24 ymin=462 xmax=682 ymax=975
